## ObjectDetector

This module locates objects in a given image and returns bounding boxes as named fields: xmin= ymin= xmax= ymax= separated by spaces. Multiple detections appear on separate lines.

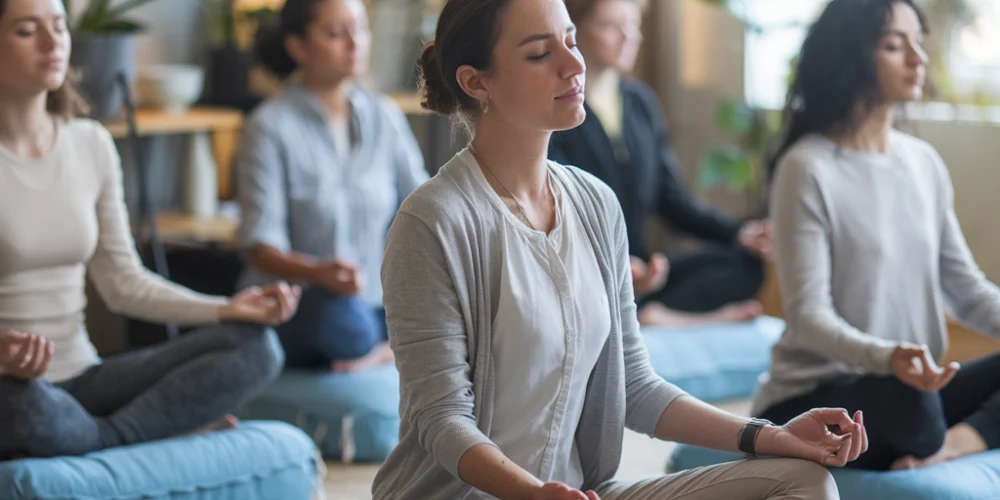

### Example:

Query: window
xmin=742 ymin=0 xmax=1000 ymax=110
xmin=949 ymin=0 xmax=1000 ymax=101
xmin=741 ymin=0 xmax=826 ymax=110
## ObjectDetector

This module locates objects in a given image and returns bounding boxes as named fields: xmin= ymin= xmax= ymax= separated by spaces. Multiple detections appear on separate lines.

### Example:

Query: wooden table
xmin=101 ymin=107 xmax=244 ymax=201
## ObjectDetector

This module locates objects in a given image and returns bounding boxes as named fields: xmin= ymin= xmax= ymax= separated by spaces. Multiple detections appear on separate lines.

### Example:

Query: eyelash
xmin=527 ymin=42 xmax=577 ymax=62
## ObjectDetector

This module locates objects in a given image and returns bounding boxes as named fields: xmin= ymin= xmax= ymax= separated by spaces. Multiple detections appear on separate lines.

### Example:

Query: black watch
xmin=738 ymin=418 xmax=773 ymax=457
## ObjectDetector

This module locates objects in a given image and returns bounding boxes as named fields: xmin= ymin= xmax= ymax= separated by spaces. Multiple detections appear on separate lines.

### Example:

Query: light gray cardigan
xmin=372 ymin=150 xmax=685 ymax=499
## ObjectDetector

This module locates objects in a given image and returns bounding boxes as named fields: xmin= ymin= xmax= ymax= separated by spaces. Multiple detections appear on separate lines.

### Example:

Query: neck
xmin=470 ymin=115 xmax=551 ymax=201
xmin=301 ymin=75 xmax=352 ymax=119
xmin=834 ymin=103 xmax=895 ymax=153
xmin=0 ymin=91 xmax=55 ymax=156
xmin=586 ymin=66 xmax=619 ymax=98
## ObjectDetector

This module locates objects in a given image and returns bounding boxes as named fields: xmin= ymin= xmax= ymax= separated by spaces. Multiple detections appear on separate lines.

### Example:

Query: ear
xmin=455 ymin=64 xmax=490 ymax=104
xmin=285 ymin=35 xmax=308 ymax=67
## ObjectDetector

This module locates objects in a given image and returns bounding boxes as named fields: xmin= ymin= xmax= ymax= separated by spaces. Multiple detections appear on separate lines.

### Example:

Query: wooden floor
xmin=756 ymin=263 xmax=1000 ymax=364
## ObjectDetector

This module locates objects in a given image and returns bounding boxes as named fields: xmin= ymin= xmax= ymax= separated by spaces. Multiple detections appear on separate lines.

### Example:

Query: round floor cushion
xmin=0 ymin=421 xmax=320 ymax=500
xmin=237 ymin=364 xmax=401 ymax=463
xmin=669 ymin=444 xmax=1000 ymax=500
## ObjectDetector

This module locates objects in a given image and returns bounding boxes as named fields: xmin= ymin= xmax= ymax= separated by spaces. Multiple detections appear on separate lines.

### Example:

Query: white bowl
xmin=136 ymin=64 xmax=205 ymax=114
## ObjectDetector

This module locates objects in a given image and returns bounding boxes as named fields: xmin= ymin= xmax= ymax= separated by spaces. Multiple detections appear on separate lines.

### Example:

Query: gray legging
xmin=0 ymin=324 xmax=284 ymax=458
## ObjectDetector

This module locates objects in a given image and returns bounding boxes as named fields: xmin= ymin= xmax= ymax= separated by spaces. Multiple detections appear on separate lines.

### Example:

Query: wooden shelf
xmin=154 ymin=212 xmax=238 ymax=246
xmin=102 ymin=107 xmax=244 ymax=139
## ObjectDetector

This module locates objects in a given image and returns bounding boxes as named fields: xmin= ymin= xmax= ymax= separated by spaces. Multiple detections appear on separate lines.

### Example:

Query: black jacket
xmin=549 ymin=79 xmax=741 ymax=260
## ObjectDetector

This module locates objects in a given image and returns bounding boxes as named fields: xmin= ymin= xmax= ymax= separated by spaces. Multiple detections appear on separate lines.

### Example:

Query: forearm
xmin=653 ymin=395 xmax=748 ymax=451
xmin=91 ymin=270 xmax=226 ymax=325
xmin=456 ymin=444 xmax=542 ymax=500
xmin=248 ymin=245 xmax=324 ymax=285
xmin=786 ymin=308 xmax=898 ymax=373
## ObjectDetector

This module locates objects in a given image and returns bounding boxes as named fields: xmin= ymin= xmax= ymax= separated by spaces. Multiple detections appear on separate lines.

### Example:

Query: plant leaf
xmin=77 ymin=18 xmax=145 ymax=34
xmin=106 ymin=0 xmax=159 ymax=20
xmin=79 ymin=0 xmax=111 ymax=28
xmin=697 ymin=145 xmax=751 ymax=191
xmin=715 ymin=99 xmax=755 ymax=137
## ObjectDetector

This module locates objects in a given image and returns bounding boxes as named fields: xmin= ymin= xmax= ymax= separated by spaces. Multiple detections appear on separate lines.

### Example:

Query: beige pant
xmin=596 ymin=458 xmax=839 ymax=500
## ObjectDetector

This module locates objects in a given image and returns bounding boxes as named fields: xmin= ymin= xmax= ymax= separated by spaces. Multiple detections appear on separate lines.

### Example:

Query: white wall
xmin=916 ymin=119 xmax=1000 ymax=280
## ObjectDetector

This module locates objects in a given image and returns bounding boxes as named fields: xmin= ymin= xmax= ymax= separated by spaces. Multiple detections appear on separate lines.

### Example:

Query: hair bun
xmin=417 ymin=39 xmax=458 ymax=115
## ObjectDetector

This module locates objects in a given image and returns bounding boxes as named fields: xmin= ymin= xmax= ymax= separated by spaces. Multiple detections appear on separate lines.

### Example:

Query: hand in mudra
xmin=631 ymin=253 xmax=669 ymax=297
xmin=890 ymin=343 xmax=959 ymax=392
xmin=220 ymin=282 xmax=302 ymax=325
xmin=533 ymin=482 xmax=600 ymax=500
xmin=0 ymin=330 xmax=53 ymax=380
xmin=759 ymin=408 xmax=868 ymax=467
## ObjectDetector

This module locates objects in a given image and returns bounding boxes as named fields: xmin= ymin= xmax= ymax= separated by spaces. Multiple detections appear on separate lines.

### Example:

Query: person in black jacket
xmin=552 ymin=0 xmax=771 ymax=327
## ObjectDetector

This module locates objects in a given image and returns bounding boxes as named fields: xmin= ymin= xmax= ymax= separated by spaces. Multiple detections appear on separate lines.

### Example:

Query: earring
xmin=480 ymin=97 xmax=490 ymax=114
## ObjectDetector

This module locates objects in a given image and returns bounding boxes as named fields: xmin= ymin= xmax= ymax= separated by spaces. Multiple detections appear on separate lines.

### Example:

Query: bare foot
xmin=331 ymin=342 xmax=395 ymax=373
xmin=711 ymin=300 xmax=763 ymax=323
xmin=180 ymin=414 xmax=239 ymax=438
xmin=638 ymin=301 xmax=761 ymax=328
xmin=890 ymin=424 xmax=988 ymax=470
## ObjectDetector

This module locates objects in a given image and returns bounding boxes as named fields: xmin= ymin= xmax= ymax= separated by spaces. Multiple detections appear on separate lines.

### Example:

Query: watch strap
xmin=738 ymin=418 xmax=773 ymax=457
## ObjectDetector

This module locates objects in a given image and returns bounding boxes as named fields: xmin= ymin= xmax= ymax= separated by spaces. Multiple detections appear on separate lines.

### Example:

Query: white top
xmin=0 ymin=118 xmax=226 ymax=383
xmin=329 ymin=114 xmax=352 ymax=164
xmin=466 ymin=155 xmax=611 ymax=490
xmin=753 ymin=131 xmax=1000 ymax=415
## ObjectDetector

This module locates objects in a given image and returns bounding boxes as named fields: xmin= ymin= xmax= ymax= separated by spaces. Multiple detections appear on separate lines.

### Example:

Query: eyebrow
xmin=517 ymin=26 xmax=576 ymax=46
xmin=883 ymin=29 xmax=920 ymax=40
xmin=11 ymin=15 xmax=63 ymax=23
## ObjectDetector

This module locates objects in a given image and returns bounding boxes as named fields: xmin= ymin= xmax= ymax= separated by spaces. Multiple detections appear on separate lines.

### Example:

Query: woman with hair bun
xmin=234 ymin=0 xmax=428 ymax=372
xmin=371 ymin=0 xmax=869 ymax=498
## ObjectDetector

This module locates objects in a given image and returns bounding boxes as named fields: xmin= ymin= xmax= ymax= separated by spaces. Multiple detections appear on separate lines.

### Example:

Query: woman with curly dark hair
xmin=754 ymin=0 xmax=1000 ymax=472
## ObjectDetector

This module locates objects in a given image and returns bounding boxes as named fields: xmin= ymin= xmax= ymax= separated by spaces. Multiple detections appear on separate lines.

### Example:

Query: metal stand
xmin=117 ymin=72 xmax=180 ymax=341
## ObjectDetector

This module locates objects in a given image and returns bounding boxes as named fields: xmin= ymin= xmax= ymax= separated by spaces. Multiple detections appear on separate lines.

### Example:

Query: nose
xmin=39 ymin=27 xmax=58 ymax=52
xmin=907 ymin=39 xmax=928 ymax=67
xmin=559 ymin=43 xmax=586 ymax=81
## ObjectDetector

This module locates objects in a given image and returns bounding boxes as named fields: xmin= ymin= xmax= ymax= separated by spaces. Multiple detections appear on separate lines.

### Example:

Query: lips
xmin=557 ymin=86 xmax=583 ymax=99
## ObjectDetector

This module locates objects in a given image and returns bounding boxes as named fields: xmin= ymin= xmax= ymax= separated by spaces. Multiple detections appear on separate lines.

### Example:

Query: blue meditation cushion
xmin=669 ymin=444 xmax=1000 ymax=500
xmin=237 ymin=364 xmax=400 ymax=463
xmin=0 ymin=420 xmax=320 ymax=500
xmin=640 ymin=316 xmax=785 ymax=402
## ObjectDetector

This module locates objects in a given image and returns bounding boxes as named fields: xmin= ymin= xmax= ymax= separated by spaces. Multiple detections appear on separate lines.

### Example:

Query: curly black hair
xmin=768 ymin=0 xmax=927 ymax=176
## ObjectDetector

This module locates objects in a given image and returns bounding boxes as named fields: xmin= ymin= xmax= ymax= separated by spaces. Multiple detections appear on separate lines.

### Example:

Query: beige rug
xmin=321 ymin=401 xmax=749 ymax=499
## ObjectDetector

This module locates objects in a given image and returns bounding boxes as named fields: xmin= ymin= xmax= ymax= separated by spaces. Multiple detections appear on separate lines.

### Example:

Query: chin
xmin=550 ymin=107 xmax=586 ymax=132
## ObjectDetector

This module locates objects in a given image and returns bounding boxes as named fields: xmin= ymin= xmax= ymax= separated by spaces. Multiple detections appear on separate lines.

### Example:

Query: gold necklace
xmin=469 ymin=146 xmax=551 ymax=232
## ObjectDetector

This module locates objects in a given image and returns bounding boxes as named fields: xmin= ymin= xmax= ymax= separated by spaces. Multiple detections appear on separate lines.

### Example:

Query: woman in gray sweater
xmin=372 ymin=0 xmax=869 ymax=499
xmin=755 ymin=0 xmax=1000 ymax=472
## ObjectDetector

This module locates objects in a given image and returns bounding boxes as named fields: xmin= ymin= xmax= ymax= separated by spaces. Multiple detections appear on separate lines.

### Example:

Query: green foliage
xmin=62 ymin=0 xmax=160 ymax=34
xmin=697 ymin=99 xmax=780 ymax=202
xmin=204 ymin=0 xmax=237 ymax=47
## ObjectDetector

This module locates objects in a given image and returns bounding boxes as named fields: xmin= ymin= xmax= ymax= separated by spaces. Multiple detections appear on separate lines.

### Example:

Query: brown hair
xmin=417 ymin=0 xmax=513 ymax=120
xmin=564 ymin=0 xmax=648 ymax=25
xmin=0 ymin=0 xmax=88 ymax=119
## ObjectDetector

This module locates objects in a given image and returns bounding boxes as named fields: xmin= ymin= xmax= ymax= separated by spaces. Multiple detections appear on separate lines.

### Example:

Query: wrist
xmin=518 ymin=481 xmax=546 ymax=500
xmin=217 ymin=300 xmax=234 ymax=322
xmin=751 ymin=424 xmax=783 ymax=457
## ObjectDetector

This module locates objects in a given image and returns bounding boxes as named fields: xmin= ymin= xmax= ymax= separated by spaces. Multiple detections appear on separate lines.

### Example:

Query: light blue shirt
xmin=234 ymin=82 xmax=429 ymax=305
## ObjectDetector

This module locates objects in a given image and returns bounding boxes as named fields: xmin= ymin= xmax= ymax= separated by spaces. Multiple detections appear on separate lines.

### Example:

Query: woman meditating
xmin=754 ymin=0 xmax=1000 ymax=472
xmin=371 ymin=0 xmax=869 ymax=498
xmin=549 ymin=0 xmax=769 ymax=327
xmin=235 ymin=0 xmax=428 ymax=372
xmin=0 ymin=0 xmax=300 ymax=459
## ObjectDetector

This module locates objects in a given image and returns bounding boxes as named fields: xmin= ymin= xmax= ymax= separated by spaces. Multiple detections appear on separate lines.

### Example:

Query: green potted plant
xmin=63 ymin=0 xmax=160 ymax=119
